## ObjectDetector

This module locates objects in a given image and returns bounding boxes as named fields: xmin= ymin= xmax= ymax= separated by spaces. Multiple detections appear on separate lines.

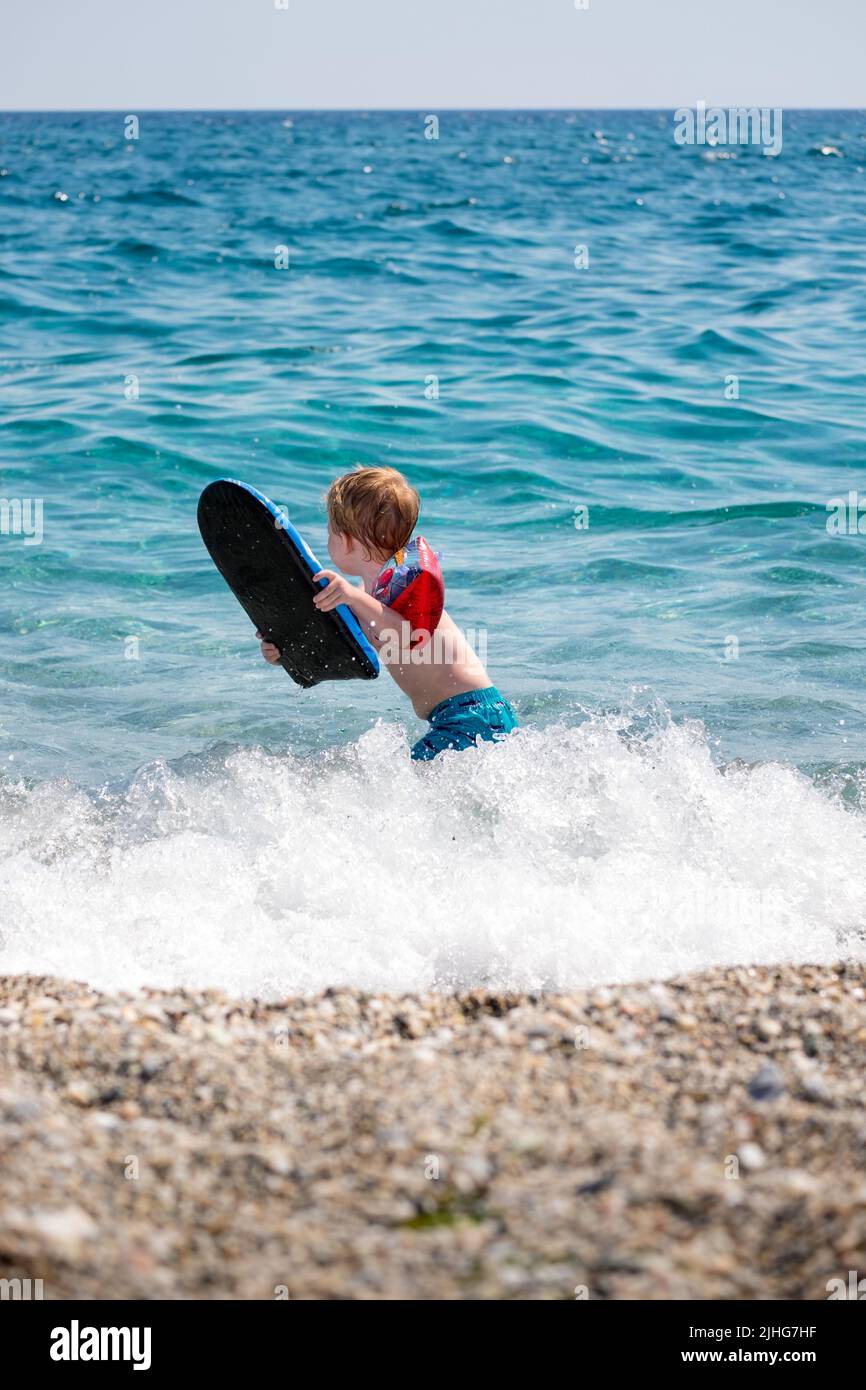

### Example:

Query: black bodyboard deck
xmin=197 ymin=479 xmax=380 ymax=688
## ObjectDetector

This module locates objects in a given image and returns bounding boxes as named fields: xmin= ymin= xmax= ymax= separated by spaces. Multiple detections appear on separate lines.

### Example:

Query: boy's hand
xmin=256 ymin=630 xmax=282 ymax=665
xmin=312 ymin=570 xmax=356 ymax=612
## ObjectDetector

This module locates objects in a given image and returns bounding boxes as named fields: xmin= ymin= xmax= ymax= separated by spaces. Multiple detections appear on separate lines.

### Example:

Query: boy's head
xmin=326 ymin=466 xmax=419 ymax=572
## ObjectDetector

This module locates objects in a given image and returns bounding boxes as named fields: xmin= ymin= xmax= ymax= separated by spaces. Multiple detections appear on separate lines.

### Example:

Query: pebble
xmin=747 ymin=1061 xmax=786 ymax=1102
xmin=0 ymin=962 xmax=863 ymax=1300
xmin=27 ymin=1206 xmax=98 ymax=1259
xmin=64 ymin=1081 xmax=98 ymax=1107
xmin=0 ymin=1091 xmax=42 ymax=1123
xmin=737 ymin=1142 xmax=765 ymax=1171
xmin=756 ymin=1016 xmax=782 ymax=1041
xmin=800 ymin=1074 xmax=832 ymax=1104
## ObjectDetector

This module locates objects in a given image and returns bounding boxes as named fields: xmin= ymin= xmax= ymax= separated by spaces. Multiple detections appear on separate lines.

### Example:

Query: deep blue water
xmin=2 ymin=110 xmax=866 ymax=994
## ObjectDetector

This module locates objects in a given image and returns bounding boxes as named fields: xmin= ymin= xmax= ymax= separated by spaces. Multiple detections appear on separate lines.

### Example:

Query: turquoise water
xmin=2 ymin=110 xmax=866 ymax=994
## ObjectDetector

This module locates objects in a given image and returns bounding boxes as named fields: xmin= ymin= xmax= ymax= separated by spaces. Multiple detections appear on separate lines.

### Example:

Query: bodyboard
xmin=197 ymin=478 xmax=380 ymax=688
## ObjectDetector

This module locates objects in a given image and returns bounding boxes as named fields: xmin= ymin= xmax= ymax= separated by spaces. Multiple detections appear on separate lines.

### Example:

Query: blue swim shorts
xmin=411 ymin=686 xmax=519 ymax=761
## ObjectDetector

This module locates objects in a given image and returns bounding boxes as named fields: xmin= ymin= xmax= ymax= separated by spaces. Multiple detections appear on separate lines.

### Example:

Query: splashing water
xmin=1 ymin=706 xmax=863 ymax=997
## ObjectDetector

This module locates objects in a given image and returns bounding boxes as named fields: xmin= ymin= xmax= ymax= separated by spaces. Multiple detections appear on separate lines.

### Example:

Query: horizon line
xmin=2 ymin=105 xmax=865 ymax=115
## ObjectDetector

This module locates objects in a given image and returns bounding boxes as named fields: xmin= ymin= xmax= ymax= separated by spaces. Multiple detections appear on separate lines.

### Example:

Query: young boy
xmin=258 ymin=466 xmax=518 ymax=760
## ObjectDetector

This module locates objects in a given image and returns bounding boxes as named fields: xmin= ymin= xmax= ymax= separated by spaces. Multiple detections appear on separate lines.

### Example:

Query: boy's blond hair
xmin=326 ymin=466 xmax=419 ymax=558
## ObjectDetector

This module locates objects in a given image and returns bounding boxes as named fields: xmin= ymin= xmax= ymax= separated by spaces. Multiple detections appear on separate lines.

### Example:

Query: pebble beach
xmin=1 ymin=962 xmax=865 ymax=1301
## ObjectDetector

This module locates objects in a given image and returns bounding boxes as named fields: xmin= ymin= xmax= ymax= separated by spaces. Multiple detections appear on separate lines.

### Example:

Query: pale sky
xmin=1 ymin=0 xmax=863 ymax=110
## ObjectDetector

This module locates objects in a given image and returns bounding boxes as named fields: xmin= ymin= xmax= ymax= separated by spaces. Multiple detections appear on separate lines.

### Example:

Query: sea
xmin=1 ymin=109 xmax=865 ymax=995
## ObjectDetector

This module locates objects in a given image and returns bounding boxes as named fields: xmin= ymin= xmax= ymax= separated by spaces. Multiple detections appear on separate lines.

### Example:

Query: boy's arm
xmin=312 ymin=570 xmax=415 ymax=649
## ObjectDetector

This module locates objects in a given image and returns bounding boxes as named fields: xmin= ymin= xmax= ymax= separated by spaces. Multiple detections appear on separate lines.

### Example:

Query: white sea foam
xmin=1 ymin=708 xmax=864 ymax=997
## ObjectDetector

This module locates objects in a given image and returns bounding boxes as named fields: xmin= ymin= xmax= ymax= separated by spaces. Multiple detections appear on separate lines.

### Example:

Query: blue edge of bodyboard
xmin=223 ymin=478 xmax=380 ymax=676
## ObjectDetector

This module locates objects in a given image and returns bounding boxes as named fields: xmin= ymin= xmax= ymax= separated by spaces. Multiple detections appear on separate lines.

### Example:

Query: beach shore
xmin=1 ymin=963 xmax=864 ymax=1300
